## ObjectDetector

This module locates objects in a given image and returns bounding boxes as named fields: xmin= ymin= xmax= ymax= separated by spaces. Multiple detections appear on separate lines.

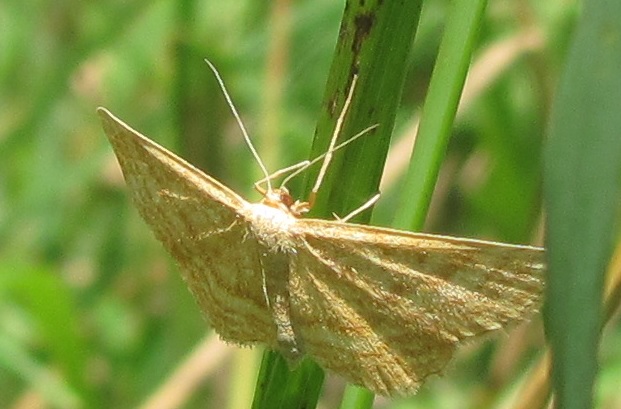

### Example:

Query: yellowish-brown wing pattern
xmin=289 ymin=220 xmax=544 ymax=396
xmin=97 ymin=108 xmax=277 ymax=346
xmin=98 ymin=107 xmax=545 ymax=396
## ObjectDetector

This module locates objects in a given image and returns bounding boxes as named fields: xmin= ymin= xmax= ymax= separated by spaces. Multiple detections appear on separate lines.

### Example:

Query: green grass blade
xmin=393 ymin=0 xmax=488 ymax=230
xmin=338 ymin=385 xmax=375 ymax=409
xmin=543 ymin=2 xmax=621 ymax=408
xmin=252 ymin=1 xmax=422 ymax=408
xmin=304 ymin=0 xmax=423 ymax=220
xmin=252 ymin=352 xmax=324 ymax=409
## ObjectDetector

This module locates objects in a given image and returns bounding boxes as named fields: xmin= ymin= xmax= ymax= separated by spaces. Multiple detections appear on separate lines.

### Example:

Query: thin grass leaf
xmin=544 ymin=1 xmax=621 ymax=408
xmin=393 ymin=0 xmax=488 ymax=231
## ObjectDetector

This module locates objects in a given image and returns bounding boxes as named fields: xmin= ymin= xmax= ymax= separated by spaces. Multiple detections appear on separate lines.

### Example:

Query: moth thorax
xmin=243 ymin=202 xmax=297 ymax=252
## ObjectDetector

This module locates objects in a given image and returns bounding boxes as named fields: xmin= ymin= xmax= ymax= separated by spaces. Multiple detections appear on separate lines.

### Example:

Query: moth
xmin=98 ymin=70 xmax=544 ymax=397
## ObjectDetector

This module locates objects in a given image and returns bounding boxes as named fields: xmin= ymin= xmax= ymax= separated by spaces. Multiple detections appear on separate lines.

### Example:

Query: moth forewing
xmin=288 ymin=219 xmax=544 ymax=395
xmin=98 ymin=108 xmax=279 ymax=347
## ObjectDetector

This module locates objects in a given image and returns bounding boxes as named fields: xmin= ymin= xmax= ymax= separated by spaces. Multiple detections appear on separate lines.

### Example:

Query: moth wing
xmin=98 ymin=108 xmax=276 ymax=345
xmin=289 ymin=219 xmax=544 ymax=396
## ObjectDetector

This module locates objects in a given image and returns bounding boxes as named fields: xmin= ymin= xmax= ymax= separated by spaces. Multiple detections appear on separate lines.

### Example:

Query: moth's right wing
xmin=98 ymin=108 xmax=276 ymax=346
xmin=289 ymin=219 xmax=544 ymax=396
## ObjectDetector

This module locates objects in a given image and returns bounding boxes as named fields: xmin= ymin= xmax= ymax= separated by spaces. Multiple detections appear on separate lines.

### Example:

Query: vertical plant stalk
xmin=252 ymin=1 xmax=423 ymax=408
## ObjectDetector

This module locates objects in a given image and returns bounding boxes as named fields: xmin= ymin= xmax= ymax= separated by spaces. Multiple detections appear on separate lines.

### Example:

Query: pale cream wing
xmin=98 ymin=108 xmax=277 ymax=346
xmin=289 ymin=219 xmax=544 ymax=396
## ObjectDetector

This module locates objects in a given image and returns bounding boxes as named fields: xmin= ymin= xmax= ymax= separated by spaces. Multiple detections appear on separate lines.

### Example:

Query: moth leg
xmin=333 ymin=193 xmax=381 ymax=223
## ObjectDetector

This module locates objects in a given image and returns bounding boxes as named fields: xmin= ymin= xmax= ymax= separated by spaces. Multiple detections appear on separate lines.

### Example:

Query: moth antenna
xmin=204 ymin=58 xmax=273 ymax=193
xmin=280 ymin=123 xmax=378 ymax=188
xmin=254 ymin=161 xmax=311 ymax=194
xmin=251 ymin=121 xmax=377 ymax=196
xmin=310 ymin=74 xmax=359 ymax=206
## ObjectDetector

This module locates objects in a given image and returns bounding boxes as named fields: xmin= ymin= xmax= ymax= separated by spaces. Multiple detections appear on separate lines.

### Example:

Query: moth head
xmin=261 ymin=187 xmax=310 ymax=218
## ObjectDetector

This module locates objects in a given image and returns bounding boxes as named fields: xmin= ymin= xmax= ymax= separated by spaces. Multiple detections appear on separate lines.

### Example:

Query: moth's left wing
xmin=288 ymin=219 xmax=544 ymax=396
xmin=98 ymin=108 xmax=277 ymax=346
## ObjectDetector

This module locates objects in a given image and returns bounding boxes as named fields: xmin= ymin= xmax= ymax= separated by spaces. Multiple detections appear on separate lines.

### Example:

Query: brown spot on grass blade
xmin=97 ymin=107 xmax=545 ymax=396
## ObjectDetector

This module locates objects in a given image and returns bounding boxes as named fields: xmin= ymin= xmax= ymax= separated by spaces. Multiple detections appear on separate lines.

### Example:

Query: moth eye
xmin=278 ymin=189 xmax=294 ymax=208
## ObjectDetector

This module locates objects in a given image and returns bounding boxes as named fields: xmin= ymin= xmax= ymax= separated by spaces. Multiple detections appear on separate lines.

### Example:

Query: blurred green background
xmin=1 ymin=0 xmax=619 ymax=408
